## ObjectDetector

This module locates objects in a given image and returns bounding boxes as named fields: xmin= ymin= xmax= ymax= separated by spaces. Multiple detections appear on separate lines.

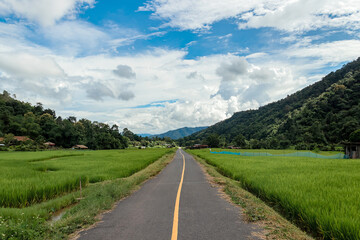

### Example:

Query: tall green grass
xmin=0 ymin=149 xmax=172 ymax=208
xmin=0 ymin=149 xmax=176 ymax=240
xmin=189 ymin=149 xmax=360 ymax=240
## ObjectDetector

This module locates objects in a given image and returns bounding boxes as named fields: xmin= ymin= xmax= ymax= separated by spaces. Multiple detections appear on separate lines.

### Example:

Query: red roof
xmin=73 ymin=145 xmax=88 ymax=149
xmin=0 ymin=136 xmax=31 ymax=142
xmin=14 ymin=136 xmax=31 ymax=141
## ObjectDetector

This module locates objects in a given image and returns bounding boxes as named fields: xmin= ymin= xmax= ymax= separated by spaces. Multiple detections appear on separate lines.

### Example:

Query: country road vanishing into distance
xmin=77 ymin=149 xmax=260 ymax=240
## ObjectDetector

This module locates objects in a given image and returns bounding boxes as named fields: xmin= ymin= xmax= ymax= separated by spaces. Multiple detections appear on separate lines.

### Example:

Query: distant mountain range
xmin=140 ymin=126 xmax=208 ymax=140
xmin=184 ymin=58 xmax=360 ymax=149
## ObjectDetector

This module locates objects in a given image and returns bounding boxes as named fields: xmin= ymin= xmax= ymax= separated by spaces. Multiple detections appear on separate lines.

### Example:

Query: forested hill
xmin=0 ymin=92 xmax=128 ymax=149
xmin=150 ymin=126 xmax=207 ymax=140
xmin=183 ymin=58 xmax=360 ymax=150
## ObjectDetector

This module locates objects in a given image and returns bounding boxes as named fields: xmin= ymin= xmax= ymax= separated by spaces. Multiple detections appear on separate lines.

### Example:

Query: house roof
xmin=73 ymin=145 xmax=88 ymax=149
xmin=0 ymin=136 xmax=31 ymax=142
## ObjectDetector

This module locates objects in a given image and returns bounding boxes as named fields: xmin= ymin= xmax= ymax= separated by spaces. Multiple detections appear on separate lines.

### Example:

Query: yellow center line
xmin=171 ymin=150 xmax=186 ymax=240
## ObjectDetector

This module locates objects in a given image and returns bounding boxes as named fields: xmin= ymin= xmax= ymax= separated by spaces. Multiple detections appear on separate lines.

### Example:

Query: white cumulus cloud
xmin=140 ymin=0 xmax=360 ymax=33
xmin=0 ymin=0 xmax=95 ymax=26
xmin=0 ymin=52 xmax=64 ymax=78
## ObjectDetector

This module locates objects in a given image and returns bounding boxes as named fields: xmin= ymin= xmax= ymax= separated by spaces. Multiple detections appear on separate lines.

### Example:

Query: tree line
xmin=0 ymin=91 xmax=149 ymax=150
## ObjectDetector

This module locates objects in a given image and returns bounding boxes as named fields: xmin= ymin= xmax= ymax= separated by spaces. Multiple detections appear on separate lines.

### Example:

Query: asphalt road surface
xmin=77 ymin=149 xmax=260 ymax=240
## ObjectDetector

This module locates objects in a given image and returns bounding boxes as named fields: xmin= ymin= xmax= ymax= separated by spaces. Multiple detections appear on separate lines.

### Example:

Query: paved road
xmin=77 ymin=149 xmax=260 ymax=240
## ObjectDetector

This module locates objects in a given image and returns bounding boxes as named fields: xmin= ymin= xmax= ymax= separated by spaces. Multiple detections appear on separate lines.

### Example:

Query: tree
xmin=34 ymin=102 xmax=43 ymax=115
xmin=67 ymin=116 xmax=77 ymax=123
xmin=164 ymin=137 xmax=172 ymax=144
xmin=249 ymin=139 xmax=261 ymax=149
xmin=206 ymin=134 xmax=220 ymax=148
xmin=268 ymin=138 xmax=279 ymax=149
xmin=4 ymin=133 xmax=15 ymax=146
xmin=234 ymin=134 xmax=246 ymax=148
xmin=123 ymin=128 xmax=135 ymax=141
xmin=23 ymin=112 xmax=41 ymax=139
xmin=349 ymin=129 xmax=360 ymax=142
xmin=0 ymin=91 xmax=139 ymax=150
xmin=140 ymin=139 xmax=149 ymax=147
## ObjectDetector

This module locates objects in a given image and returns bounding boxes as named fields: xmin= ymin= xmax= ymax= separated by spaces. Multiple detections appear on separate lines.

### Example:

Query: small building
xmin=190 ymin=144 xmax=209 ymax=149
xmin=227 ymin=146 xmax=241 ymax=149
xmin=72 ymin=145 xmax=88 ymax=150
xmin=44 ymin=142 xmax=56 ymax=148
xmin=344 ymin=142 xmax=360 ymax=159
xmin=14 ymin=136 xmax=31 ymax=142
xmin=0 ymin=136 xmax=31 ymax=142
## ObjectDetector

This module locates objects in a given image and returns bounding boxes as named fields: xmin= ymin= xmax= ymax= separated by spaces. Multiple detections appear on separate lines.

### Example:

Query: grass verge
xmin=187 ymin=151 xmax=314 ymax=240
xmin=0 ymin=149 xmax=176 ymax=240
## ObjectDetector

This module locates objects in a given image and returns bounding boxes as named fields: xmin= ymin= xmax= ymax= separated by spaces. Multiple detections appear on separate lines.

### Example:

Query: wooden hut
xmin=344 ymin=142 xmax=360 ymax=159
xmin=72 ymin=145 xmax=88 ymax=150
xmin=44 ymin=142 xmax=56 ymax=148
xmin=190 ymin=144 xmax=209 ymax=149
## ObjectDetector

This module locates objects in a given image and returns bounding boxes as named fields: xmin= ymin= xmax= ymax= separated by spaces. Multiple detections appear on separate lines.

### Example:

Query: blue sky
xmin=0 ymin=0 xmax=359 ymax=134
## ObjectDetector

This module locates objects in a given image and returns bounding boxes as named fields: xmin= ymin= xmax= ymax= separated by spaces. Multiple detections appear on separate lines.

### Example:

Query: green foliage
xmin=233 ymin=134 xmax=246 ymax=148
xmin=205 ymin=133 xmax=220 ymax=147
xmin=190 ymin=149 xmax=360 ymax=240
xmin=0 ymin=149 xmax=171 ymax=208
xmin=182 ymin=58 xmax=360 ymax=148
xmin=349 ymin=129 xmax=360 ymax=142
xmin=122 ymin=128 xmax=141 ymax=142
xmin=0 ymin=215 xmax=47 ymax=240
xmin=0 ymin=91 xmax=129 ymax=150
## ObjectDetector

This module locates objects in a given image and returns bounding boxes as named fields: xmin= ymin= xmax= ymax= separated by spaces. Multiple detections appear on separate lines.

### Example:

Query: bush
xmin=313 ymin=147 xmax=320 ymax=153
xmin=279 ymin=140 xmax=291 ymax=149
xmin=7 ymin=142 xmax=39 ymax=151
xmin=0 ymin=146 xmax=8 ymax=151
xmin=335 ymin=146 xmax=344 ymax=151
xmin=319 ymin=145 xmax=331 ymax=151
xmin=295 ymin=142 xmax=309 ymax=150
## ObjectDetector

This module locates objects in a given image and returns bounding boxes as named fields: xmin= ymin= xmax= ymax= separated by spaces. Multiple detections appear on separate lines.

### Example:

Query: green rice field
xmin=0 ymin=149 xmax=172 ymax=208
xmin=189 ymin=148 xmax=360 ymax=240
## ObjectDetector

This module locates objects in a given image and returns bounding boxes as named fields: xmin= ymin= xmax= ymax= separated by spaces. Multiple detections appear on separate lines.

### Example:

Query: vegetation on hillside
xmin=0 ymin=92 xmax=176 ymax=150
xmin=0 ymin=91 xmax=128 ymax=150
xmin=182 ymin=58 xmax=360 ymax=150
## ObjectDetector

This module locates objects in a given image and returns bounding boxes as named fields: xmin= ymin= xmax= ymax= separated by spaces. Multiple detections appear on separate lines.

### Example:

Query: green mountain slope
xmin=151 ymin=126 xmax=207 ymax=139
xmin=184 ymin=58 xmax=360 ymax=150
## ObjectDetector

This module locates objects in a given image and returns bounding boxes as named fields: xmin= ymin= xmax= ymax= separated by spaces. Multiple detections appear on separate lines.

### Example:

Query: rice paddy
xmin=189 ymin=148 xmax=360 ymax=240
xmin=0 ymin=149 xmax=172 ymax=208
